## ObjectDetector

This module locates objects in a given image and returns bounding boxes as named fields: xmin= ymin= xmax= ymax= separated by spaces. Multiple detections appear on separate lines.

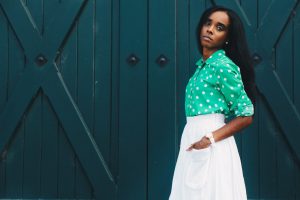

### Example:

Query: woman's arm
xmin=213 ymin=116 xmax=253 ymax=142
xmin=187 ymin=116 xmax=253 ymax=151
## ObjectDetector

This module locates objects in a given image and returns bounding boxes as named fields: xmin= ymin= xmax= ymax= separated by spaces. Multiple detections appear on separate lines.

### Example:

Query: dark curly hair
xmin=196 ymin=6 xmax=257 ymax=106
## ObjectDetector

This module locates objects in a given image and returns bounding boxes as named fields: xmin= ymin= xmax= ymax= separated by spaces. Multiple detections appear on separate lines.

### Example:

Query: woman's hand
xmin=186 ymin=136 xmax=211 ymax=151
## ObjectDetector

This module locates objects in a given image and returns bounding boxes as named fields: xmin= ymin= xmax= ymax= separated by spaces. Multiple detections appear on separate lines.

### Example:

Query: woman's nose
xmin=206 ymin=25 xmax=213 ymax=34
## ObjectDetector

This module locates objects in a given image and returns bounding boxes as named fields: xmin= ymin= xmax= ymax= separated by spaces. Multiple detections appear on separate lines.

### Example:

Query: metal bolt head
xmin=35 ymin=54 xmax=48 ymax=66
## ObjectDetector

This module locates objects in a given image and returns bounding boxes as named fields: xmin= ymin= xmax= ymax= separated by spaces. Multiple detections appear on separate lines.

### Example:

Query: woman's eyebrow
xmin=207 ymin=18 xmax=228 ymax=27
xmin=217 ymin=22 xmax=226 ymax=27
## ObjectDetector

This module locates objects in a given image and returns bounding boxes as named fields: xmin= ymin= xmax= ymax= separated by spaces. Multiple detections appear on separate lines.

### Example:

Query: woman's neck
xmin=202 ymin=48 xmax=218 ymax=61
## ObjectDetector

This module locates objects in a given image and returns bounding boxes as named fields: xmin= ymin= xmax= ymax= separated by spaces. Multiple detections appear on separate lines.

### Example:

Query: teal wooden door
xmin=0 ymin=0 xmax=177 ymax=199
xmin=0 ymin=0 xmax=116 ymax=199
xmin=1 ymin=0 xmax=300 ymax=199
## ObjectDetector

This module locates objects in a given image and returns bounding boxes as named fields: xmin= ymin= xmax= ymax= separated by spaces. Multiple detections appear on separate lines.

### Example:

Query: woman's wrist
xmin=205 ymin=132 xmax=216 ymax=145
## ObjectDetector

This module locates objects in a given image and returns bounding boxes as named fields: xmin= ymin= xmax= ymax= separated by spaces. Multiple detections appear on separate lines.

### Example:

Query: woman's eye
xmin=216 ymin=25 xmax=224 ymax=31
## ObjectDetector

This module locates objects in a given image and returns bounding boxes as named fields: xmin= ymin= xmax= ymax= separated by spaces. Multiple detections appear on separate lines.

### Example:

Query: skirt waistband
xmin=186 ymin=113 xmax=225 ymax=122
xmin=186 ymin=113 xmax=225 ymax=124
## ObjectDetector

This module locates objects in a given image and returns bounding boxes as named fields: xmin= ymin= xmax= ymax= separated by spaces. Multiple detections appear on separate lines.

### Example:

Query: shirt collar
xmin=196 ymin=49 xmax=226 ymax=68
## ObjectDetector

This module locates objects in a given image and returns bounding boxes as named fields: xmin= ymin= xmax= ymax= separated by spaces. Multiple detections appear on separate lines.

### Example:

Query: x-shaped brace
xmin=0 ymin=0 xmax=115 ymax=197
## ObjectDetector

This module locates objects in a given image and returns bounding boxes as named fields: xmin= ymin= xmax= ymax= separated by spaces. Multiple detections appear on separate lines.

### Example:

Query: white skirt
xmin=169 ymin=113 xmax=247 ymax=200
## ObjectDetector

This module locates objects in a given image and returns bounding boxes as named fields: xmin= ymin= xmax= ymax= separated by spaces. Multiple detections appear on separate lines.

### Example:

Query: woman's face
xmin=200 ymin=11 xmax=230 ymax=52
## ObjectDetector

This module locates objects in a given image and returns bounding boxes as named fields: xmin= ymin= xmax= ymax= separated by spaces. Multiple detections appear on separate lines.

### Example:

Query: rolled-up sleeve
xmin=216 ymin=62 xmax=254 ymax=117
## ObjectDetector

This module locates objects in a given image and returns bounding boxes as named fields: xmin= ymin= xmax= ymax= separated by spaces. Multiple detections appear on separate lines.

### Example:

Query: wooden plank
xmin=276 ymin=129 xmax=295 ymax=199
xmin=175 ymin=0 xmax=191 ymax=160
xmin=94 ymin=0 xmax=114 ymax=182
xmin=76 ymin=0 xmax=94 ymax=197
xmin=4 ymin=27 xmax=26 ymax=198
xmin=118 ymin=0 xmax=147 ymax=198
xmin=147 ymin=0 xmax=175 ymax=198
xmin=40 ymin=95 xmax=59 ymax=197
xmin=276 ymin=20 xmax=293 ymax=100
xmin=0 ymin=2 xmax=8 ymax=112
xmin=39 ymin=1 xmax=61 ymax=197
xmin=5 ymin=122 xmax=24 ymax=198
xmin=75 ymin=163 xmax=92 ymax=199
xmin=270 ymin=20 xmax=297 ymax=198
xmin=22 ymin=93 xmax=42 ymax=198
xmin=296 ymin=162 xmax=300 ymax=199
xmin=57 ymin=24 xmax=77 ymax=198
xmin=294 ymin=5 xmax=300 ymax=122
xmin=109 ymin=0 xmax=119 ymax=194
xmin=241 ymin=96 xmax=260 ymax=198
xmin=259 ymin=97 xmax=277 ymax=198
xmin=0 ymin=7 xmax=9 ymax=196
xmin=240 ymin=0 xmax=257 ymax=48
xmin=58 ymin=126 xmax=76 ymax=198
xmin=294 ymin=9 xmax=300 ymax=193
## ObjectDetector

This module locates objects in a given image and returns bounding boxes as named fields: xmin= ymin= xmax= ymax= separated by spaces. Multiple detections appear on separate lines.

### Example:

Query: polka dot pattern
xmin=185 ymin=49 xmax=254 ymax=118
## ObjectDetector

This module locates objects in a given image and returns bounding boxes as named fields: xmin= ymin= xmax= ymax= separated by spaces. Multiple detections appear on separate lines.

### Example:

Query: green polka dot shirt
xmin=185 ymin=49 xmax=254 ymax=118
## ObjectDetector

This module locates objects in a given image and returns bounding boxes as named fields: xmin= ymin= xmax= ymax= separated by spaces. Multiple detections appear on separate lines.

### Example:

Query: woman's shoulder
xmin=210 ymin=55 xmax=240 ymax=73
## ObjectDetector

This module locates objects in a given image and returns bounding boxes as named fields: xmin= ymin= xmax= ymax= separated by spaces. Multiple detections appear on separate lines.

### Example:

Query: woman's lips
xmin=202 ymin=35 xmax=212 ymax=41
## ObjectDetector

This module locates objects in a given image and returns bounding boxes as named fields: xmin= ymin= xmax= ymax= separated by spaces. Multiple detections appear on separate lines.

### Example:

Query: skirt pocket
xmin=185 ymin=147 xmax=211 ymax=189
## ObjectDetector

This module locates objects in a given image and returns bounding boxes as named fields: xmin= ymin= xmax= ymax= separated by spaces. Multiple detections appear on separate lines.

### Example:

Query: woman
xmin=169 ymin=6 xmax=256 ymax=200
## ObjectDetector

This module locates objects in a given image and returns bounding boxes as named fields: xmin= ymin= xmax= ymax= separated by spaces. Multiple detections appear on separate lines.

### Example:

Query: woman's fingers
xmin=187 ymin=137 xmax=210 ymax=151
xmin=186 ymin=144 xmax=194 ymax=151
xmin=186 ymin=141 xmax=202 ymax=151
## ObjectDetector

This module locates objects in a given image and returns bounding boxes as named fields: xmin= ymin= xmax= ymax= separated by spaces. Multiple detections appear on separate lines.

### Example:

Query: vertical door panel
xmin=258 ymin=98 xmax=277 ymax=198
xmin=94 ymin=0 xmax=114 ymax=177
xmin=22 ymin=95 xmax=42 ymax=198
xmin=5 ymin=26 xmax=26 ymax=197
xmin=276 ymin=21 xmax=293 ymax=98
xmin=57 ymin=25 xmax=77 ymax=198
xmin=295 ymin=9 xmax=300 ymax=112
xmin=57 ymin=126 xmax=76 ymax=198
xmin=241 ymin=99 xmax=259 ymax=198
xmin=40 ymin=96 xmax=59 ymax=197
xmin=148 ymin=0 xmax=175 ymax=199
xmin=118 ymin=0 xmax=147 ymax=199
xmin=0 ymin=8 xmax=8 ymax=196
xmin=76 ymin=0 xmax=94 ymax=197
xmin=5 ymin=123 xmax=24 ymax=197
